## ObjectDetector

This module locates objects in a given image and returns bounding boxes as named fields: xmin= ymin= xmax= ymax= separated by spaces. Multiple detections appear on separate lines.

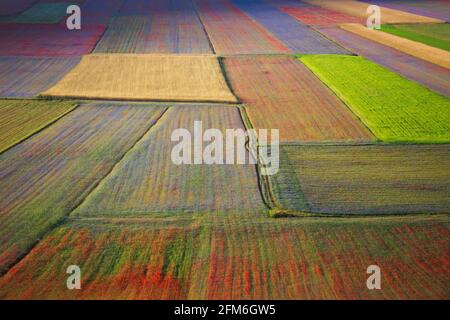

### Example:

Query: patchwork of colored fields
xmin=270 ymin=145 xmax=450 ymax=215
xmin=194 ymin=0 xmax=289 ymax=54
xmin=300 ymin=55 xmax=450 ymax=143
xmin=314 ymin=26 xmax=450 ymax=98
xmin=380 ymin=23 xmax=450 ymax=52
xmin=231 ymin=0 xmax=349 ymax=54
xmin=224 ymin=55 xmax=373 ymax=143
xmin=0 ymin=0 xmax=449 ymax=301
xmin=0 ymin=56 xmax=81 ymax=97
xmin=43 ymin=54 xmax=237 ymax=103
xmin=0 ymin=104 xmax=166 ymax=274
xmin=0 ymin=214 xmax=448 ymax=299
xmin=73 ymin=105 xmax=266 ymax=217
xmin=0 ymin=99 xmax=76 ymax=154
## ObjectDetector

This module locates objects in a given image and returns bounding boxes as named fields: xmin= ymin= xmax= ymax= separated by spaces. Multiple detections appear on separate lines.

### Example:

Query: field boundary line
xmin=296 ymin=56 xmax=378 ymax=142
xmin=68 ymin=107 xmax=171 ymax=218
xmin=218 ymin=57 xmax=242 ymax=104
xmin=238 ymin=105 xmax=279 ymax=213
xmin=192 ymin=0 xmax=216 ymax=54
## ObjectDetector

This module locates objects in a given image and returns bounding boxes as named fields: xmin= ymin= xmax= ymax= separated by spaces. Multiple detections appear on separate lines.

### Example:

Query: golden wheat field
xmin=43 ymin=54 xmax=238 ymax=103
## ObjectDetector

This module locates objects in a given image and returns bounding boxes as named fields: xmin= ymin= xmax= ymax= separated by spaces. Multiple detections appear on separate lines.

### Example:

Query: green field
xmin=381 ymin=23 xmax=450 ymax=52
xmin=300 ymin=55 xmax=450 ymax=143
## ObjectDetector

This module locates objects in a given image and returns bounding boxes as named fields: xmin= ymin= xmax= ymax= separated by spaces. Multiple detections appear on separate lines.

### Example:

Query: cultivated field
xmin=0 ymin=57 xmax=81 ymax=97
xmin=72 ymin=105 xmax=266 ymax=217
xmin=224 ymin=55 xmax=373 ymax=143
xmin=300 ymin=55 xmax=450 ymax=143
xmin=0 ymin=99 xmax=76 ymax=153
xmin=380 ymin=23 xmax=450 ymax=51
xmin=270 ymin=144 xmax=450 ymax=214
xmin=314 ymin=26 xmax=450 ymax=98
xmin=0 ymin=215 xmax=448 ymax=299
xmin=43 ymin=54 xmax=238 ymax=102
xmin=0 ymin=104 xmax=166 ymax=274
xmin=0 ymin=0 xmax=449 ymax=300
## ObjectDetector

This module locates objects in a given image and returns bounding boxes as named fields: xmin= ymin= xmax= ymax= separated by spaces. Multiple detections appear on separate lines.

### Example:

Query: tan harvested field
xmin=340 ymin=23 xmax=450 ymax=69
xmin=302 ymin=0 xmax=444 ymax=24
xmin=224 ymin=55 xmax=374 ymax=143
xmin=42 ymin=54 xmax=238 ymax=103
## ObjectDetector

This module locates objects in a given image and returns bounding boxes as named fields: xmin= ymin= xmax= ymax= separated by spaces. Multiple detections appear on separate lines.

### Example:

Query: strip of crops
xmin=43 ymin=54 xmax=237 ymax=102
xmin=0 ymin=104 xmax=166 ymax=274
xmin=194 ymin=0 xmax=289 ymax=54
xmin=368 ymin=0 xmax=450 ymax=21
xmin=224 ymin=55 xmax=373 ymax=143
xmin=313 ymin=26 xmax=450 ymax=98
xmin=380 ymin=24 xmax=450 ymax=52
xmin=0 ymin=57 xmax=80 ymax=97
xmin=73 ymin=105 xmax=266 ymax=217
xmin=0 ymin=23 xmax=106 ymax=56
xmin=341 ymin=23 xmax=450 ymax=69
xmin=277 ymin=4 xmax=362 ymax=25
xmin=230 ymin=0 xmax=349 ymax=54
xmin=0 ymin=214 xmax=448 ymax=299
xmin=0 ymin=99 xmax=76 ymax=154
xmin=300 ymin=55 xmax=450 ymax=143
xmin=94 ymin=0 xmax=212 ymax=54
xmin=270 ymin=145 xmax=450 ymax=214
xmin=302 ymin=0 xmax=444 ymax=23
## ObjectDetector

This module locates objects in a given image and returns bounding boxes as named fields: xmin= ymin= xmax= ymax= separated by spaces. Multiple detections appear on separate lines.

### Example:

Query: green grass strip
xmin=380 ymin=23 xmax=450 ymax=52
xmin=299 ymin=55 xmax=450 ymax=143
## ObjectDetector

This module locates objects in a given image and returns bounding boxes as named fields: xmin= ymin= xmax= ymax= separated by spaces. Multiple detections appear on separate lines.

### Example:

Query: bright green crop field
xmin=300 ymin=55 xmax=450 ymax=143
